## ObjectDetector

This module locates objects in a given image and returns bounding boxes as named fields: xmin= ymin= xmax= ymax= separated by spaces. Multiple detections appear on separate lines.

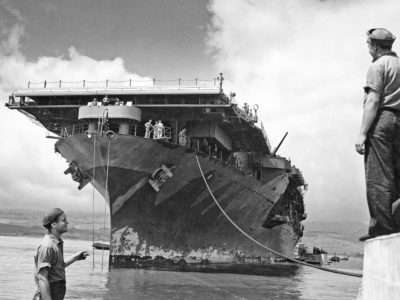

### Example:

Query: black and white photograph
xmin=0 ymin=0 xmax=399 ymax=299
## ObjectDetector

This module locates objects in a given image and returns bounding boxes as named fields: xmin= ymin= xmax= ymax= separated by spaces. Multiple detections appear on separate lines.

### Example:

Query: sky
xmin=1 ymin=0 xmax=399 ymax=224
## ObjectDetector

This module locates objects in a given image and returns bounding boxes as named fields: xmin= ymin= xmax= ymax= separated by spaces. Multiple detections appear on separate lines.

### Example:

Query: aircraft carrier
xmin=7 ymin=74 xmax=306 ymax=274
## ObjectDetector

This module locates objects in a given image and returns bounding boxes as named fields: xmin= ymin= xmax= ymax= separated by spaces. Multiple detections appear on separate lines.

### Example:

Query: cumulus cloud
xmin=0 ymin=7 xmax=149 ymax=212
xmin=206 ymin=0 xmax=400 ymax=222
xmin=2 ymin=0 xmax=398 ymax=225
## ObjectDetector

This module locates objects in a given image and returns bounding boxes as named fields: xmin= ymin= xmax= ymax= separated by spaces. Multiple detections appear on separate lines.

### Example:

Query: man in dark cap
xmin=33 ymin=208 xmax=89 ymax=300
xmin=356 ymin=28 xmax=400 ymax=241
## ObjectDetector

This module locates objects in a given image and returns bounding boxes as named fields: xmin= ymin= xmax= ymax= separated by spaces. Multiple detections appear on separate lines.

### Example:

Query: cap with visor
xmin=367 ymin=28 xmax=396 ymax=46
xmin=42 ymin=208 xmax=65 ymax=227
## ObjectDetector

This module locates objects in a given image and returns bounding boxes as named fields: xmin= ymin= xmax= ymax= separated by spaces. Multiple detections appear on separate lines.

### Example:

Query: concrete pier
xmin=358 ymin=233 xmax=400 ymax=300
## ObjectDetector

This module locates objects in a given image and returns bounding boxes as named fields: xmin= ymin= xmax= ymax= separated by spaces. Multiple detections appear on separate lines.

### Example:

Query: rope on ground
xmin=194 ymin=155 xmax=362 ymax=278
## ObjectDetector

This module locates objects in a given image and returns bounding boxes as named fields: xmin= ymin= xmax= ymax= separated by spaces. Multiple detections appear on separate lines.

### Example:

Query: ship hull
xmin=56 ymin=134 xmax=301 ymax=272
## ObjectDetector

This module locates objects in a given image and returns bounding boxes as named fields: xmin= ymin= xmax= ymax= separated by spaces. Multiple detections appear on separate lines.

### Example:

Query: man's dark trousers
xmin=365 ymin=110 xmax=400 ymax=236
xmin=50 ymin=281 xmax=66 ymax=300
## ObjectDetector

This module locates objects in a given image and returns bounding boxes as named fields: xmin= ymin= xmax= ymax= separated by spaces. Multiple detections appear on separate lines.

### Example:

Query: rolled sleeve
xmin=36 ymin=246 xmax=56 ymax=272
xmin=365 ymin=63 xmax=384 ymax=94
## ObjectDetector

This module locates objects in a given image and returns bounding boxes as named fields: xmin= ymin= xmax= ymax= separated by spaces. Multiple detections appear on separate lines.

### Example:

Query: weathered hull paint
xmin=56 ymin=134 xmax=302 ymax=271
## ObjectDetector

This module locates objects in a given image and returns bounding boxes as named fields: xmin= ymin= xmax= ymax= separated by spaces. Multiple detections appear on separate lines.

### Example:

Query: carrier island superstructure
xmin=6 ymin=75 xmax=307 ymax=273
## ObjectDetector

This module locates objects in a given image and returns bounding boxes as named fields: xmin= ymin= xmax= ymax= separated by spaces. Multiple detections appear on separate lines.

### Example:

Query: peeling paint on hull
xmin=56 ymin=134 xmax=303 ymax=271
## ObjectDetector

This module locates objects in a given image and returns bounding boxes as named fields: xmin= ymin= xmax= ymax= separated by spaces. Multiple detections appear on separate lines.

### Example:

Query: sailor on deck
xmin=356 ymin=28 xmax=400 ymax=241
xmin=178 ymin=128 xmax=187 ymax=146
xmin=243 ymin=102 xmax=249 ymax=115
xmin=144 ymin=120 xmax=153 ymax=139
xmin=102 ymin=95 xmax=110 ymax=106
xmin=153 ymin=120 xmax=164 ymax=139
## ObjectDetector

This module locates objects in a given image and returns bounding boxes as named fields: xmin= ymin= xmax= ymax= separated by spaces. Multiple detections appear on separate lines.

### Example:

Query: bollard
xmin=359 ymin=233 xmax=400 ymax=299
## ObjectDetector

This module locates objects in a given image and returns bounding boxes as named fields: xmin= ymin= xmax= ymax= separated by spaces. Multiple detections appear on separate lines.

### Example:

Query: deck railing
xmin=26 ymin=76 xmax=223 ymax=91
xmin=60 ymin=123 xmax=172 ymax=140
xmin=60 ymin=124 xmax=88 ymax=137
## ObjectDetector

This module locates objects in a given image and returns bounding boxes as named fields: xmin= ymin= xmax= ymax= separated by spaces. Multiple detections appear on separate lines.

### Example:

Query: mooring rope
xmin=90 ymin=111 xmax=111 ymax=271
xmin=194 ymin=155 xmax=362 ymax=278
xmin=101 ymin=137 xmax=111 ymax=271
xmin=91 ymin=135 xmax=97 ymax=270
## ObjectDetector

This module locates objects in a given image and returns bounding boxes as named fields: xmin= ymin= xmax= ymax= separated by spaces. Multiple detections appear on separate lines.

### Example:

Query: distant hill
xmin=0 ymin=223 xmax=43 ymax=236
xmin=0 ymin=222 xmax=108 ymax=241
xmin=0 ymin=208 xmax=109 ymax=241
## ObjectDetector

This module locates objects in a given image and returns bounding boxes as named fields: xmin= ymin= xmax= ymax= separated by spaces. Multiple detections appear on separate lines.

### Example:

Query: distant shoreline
xmin=0 ymin=223 xmax=108 ymax=241
xmin=0 ymin=209 xmax=365 ymax=257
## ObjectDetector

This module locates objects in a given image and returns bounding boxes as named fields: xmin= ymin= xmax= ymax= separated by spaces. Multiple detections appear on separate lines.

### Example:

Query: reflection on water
xmin=103 ymin=269 xmax=303 ymax=300
xmin=0 ymin=236 xmax=361 ymax=300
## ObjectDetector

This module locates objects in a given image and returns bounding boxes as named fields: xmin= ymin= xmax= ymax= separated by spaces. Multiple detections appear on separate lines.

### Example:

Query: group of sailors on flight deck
xmin=88 ymin=96 xmax=132 ymax=107
xmin=241 ymin=102 xmax=258 ymax=123
xmin=144 ymin=119 xmax=166 ymax=139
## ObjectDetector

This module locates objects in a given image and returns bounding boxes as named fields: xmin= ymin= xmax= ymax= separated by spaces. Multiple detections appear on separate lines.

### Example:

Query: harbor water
xmin=0 ymin=235 xmax=361 ymax=300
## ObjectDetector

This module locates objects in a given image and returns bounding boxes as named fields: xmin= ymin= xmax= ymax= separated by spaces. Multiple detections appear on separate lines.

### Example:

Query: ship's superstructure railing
xmin=60 ymin=123 xmax=172 ymax=140
xmin=24 ymin=75 xmax=223 ymax=91
xmin=60 ymin=124 xmax=89 ymax=137
xmin=7 ymin=72 xmax=270 ymax=155
xmin=232 ymin=103 xmax=259 ymax=124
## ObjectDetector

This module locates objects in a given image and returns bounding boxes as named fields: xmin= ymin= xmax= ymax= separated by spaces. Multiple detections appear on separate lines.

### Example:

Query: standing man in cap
xmin=33 ymin=208 xmax=89 ymax=300
xmin=356 ymin=28 xmax=400 ymax=241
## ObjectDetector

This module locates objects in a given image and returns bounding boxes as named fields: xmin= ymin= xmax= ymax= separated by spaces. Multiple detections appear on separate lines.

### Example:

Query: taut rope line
xmin=194 ymin=155 xmax=362 ymax=278
xmin=101 ymin=137 xmax=111 ymax=271
xmin=91 ymin=135 xmax=96 ymax=270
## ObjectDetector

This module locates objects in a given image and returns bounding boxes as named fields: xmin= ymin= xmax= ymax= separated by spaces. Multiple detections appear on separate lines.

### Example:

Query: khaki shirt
xmin=365 ymin=52 xmax=400 ymax=110
xmin=34 ymin=234 xmax=66 ymax=284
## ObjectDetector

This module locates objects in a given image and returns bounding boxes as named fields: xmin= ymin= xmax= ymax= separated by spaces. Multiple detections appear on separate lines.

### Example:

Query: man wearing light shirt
xmin=356 ymin=28 xmax=400 ymax=241
xmin=33 ymin=208 xmax=89 ymax=300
